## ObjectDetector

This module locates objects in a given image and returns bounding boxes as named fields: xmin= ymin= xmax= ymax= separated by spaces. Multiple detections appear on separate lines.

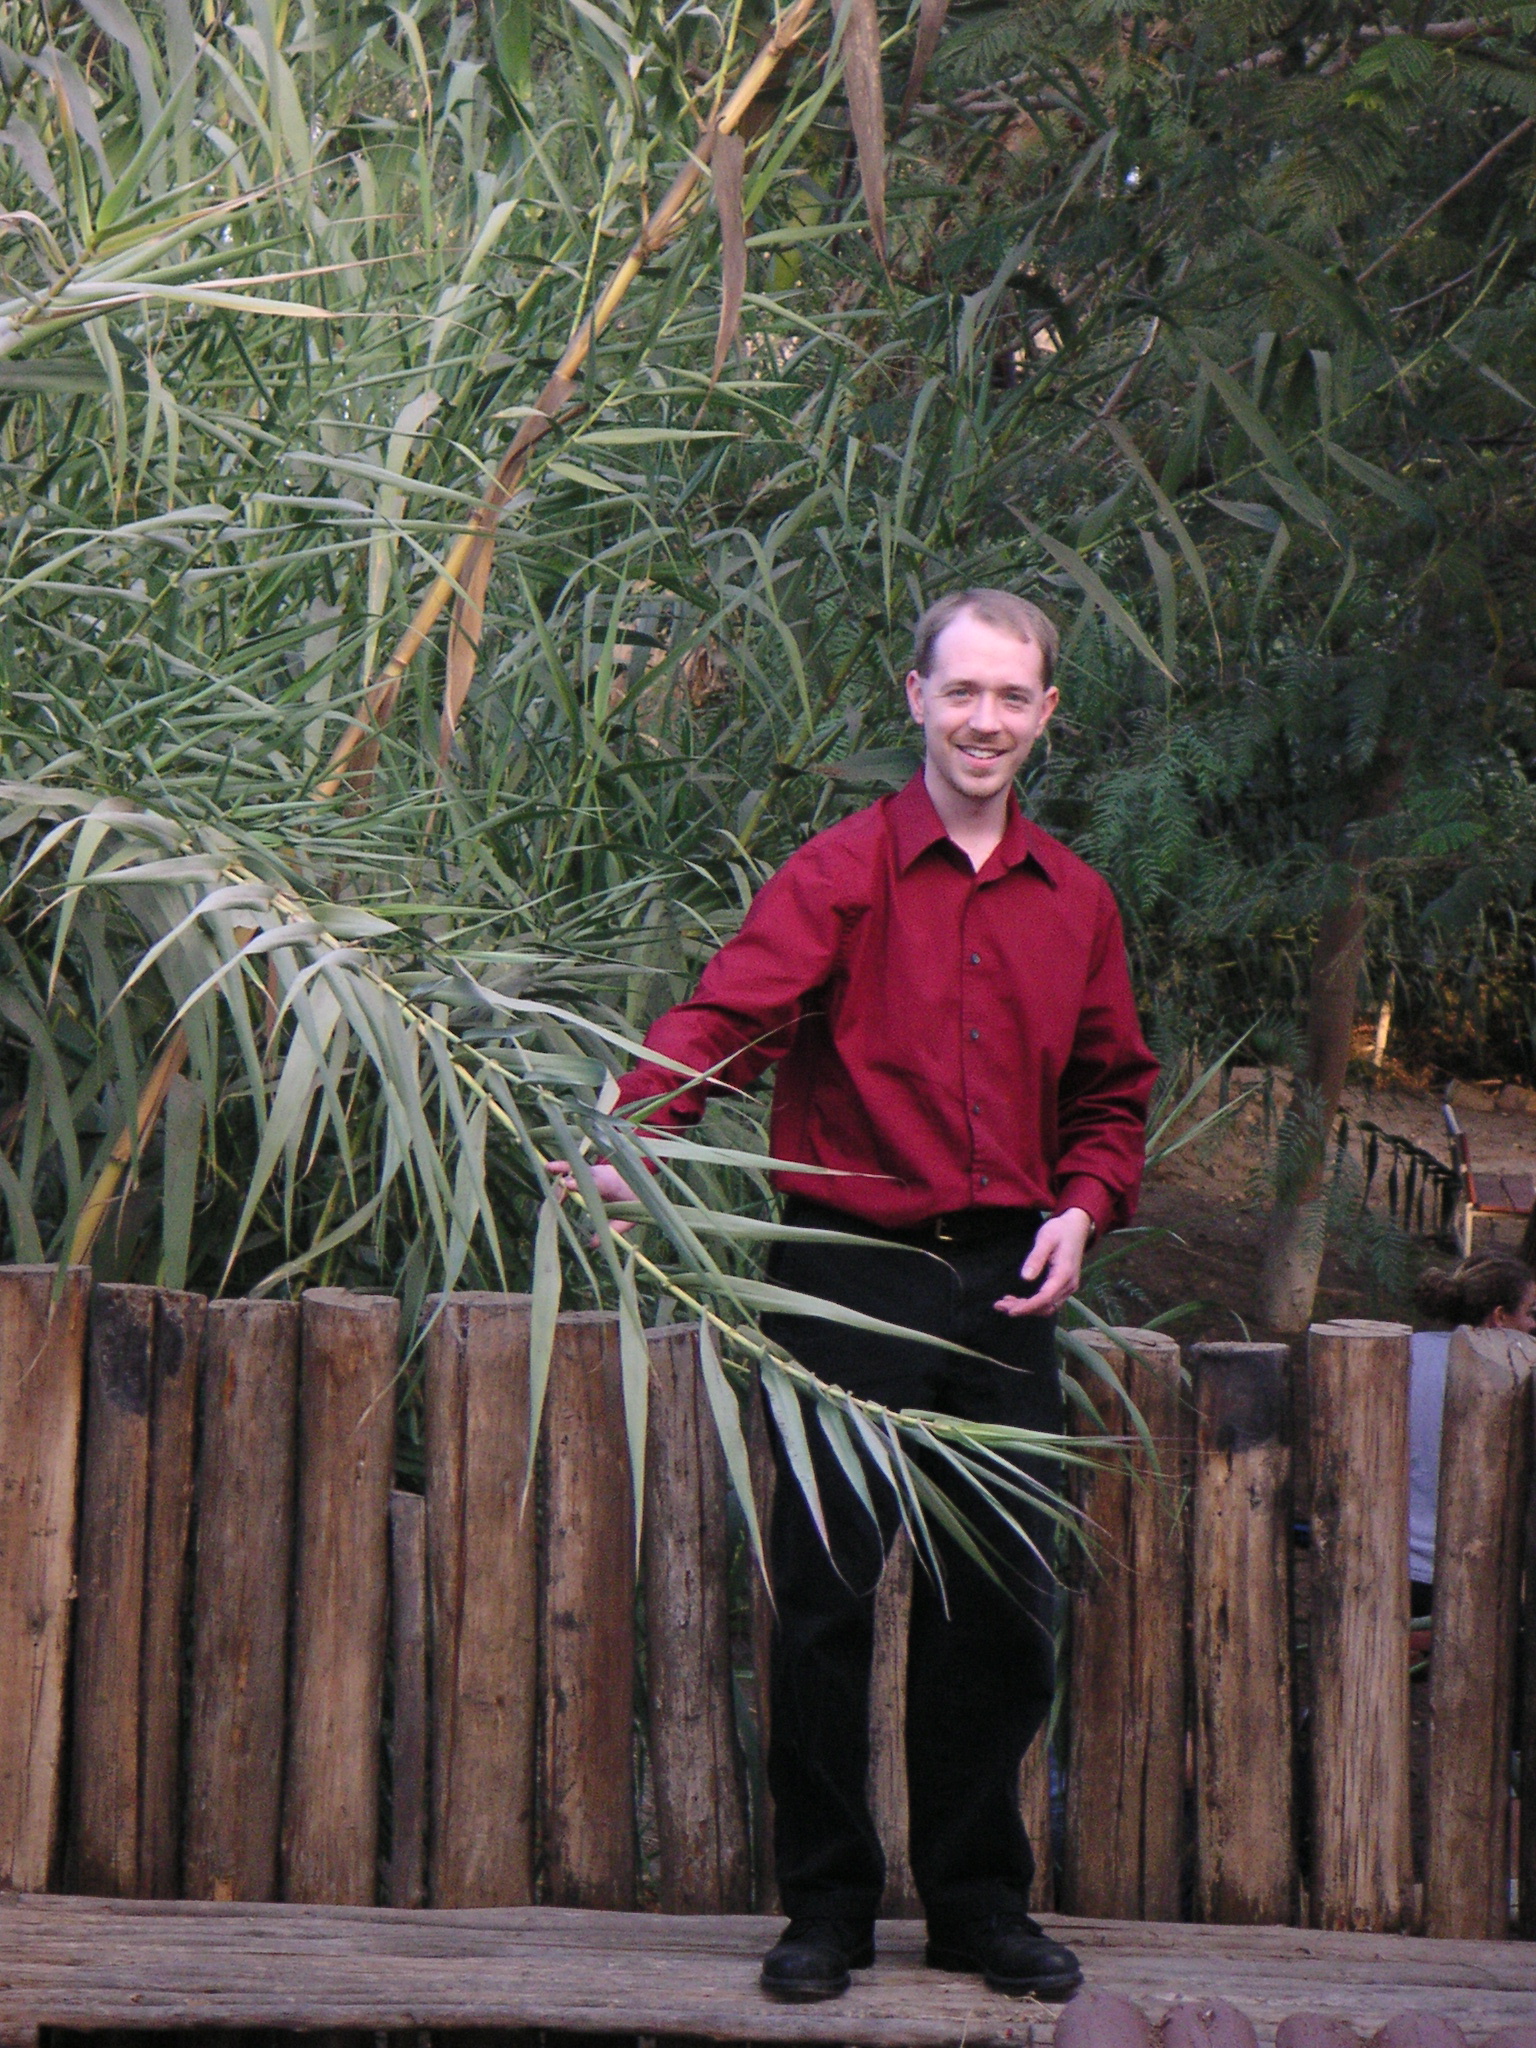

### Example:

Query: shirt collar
xmin=889 ymin=772 xmax=1061 ymax=886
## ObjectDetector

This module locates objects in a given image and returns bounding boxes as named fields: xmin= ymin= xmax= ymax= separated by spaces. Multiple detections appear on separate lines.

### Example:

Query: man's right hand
xmin=545 ymin=1158 xmax=638 ymax=1233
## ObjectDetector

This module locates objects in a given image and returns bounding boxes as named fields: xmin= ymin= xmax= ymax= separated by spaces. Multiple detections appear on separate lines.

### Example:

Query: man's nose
xmin=967 ymin=690 xmax=1003 ymax=731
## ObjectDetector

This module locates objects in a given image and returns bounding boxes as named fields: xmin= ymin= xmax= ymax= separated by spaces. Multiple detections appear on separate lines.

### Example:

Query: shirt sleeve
xmin=613 ymin=840 xmax=855 ymax=1132
xmin=1053 ymin=884 xmax=1160 ymax=1237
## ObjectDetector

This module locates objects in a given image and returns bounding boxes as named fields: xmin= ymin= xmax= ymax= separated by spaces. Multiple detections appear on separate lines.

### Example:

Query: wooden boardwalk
xmin=3 ymin=1896 xmax=1535 ymax=2044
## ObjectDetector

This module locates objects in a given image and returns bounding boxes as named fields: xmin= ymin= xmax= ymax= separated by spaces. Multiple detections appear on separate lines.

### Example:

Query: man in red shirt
xmin=569 ymin=590 xmax=1157 ymax=2002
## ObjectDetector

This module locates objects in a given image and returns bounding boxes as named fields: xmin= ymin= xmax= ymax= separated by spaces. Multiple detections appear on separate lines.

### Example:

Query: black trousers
xmin=759 ymin=1198 xmax=1063 ymax=1930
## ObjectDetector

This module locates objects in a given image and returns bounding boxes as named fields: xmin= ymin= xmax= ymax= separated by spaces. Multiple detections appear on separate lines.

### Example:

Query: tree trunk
xmin=1257 ymin=765 xmax=1402 ymax=1333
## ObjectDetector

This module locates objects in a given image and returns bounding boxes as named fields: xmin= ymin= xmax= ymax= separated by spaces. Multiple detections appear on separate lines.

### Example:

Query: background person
xmin=554 ymin=589 xmax=1157 ymax=2005
xmin=1408 ymin=1250 xmax=1536 ymax=1612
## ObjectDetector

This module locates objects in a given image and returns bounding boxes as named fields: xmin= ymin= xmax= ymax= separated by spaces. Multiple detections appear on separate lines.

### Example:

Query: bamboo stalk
xmin=67 ymin=1027 xmax=189 ymax=1267
xmin=317 ymin=0 xmax=819 ymax=800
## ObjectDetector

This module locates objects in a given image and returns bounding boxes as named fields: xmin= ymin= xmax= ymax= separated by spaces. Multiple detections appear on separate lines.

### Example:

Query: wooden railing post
xmin=1019 ymin=1726 xmax=1055 ymax=1913
xmin=866 ymin=1529 xmax=921 ymax=1917
xmin=1306 ymin=1317 xmax=1412 ymax=1932
xmin=69 ymin=1282 xmax=203 ymax=1898
xmin=185 ymin=1298 xmax=300 ymax=1901
xmin=385 ymin=1489 xmax=429 ymax=1911
xmin=282 ymin=1288 xmax=398 ymax=1905
xmin=746 ymin=1375 xmax=778 ymax=1912
xmin=1190 ymin=1341 xmax=1295 ymax=1925
xmin=1062 ymin=1326 xmax=1189 ymax=1921
xmin=1425 ymin=1325 xmax=1533 ymax=1939
xmin=0 ymin=1264 xmax=90 ymax=1892
xmin=542 ymin=1309 xmax=636 ymax=1909
xmin=1522 ymin=1373 xmax=1536 ymax=1940
xmin=642 ymin=1321 xmax=751 ymax=1912
xmin=424 ymin=1291 xmax=538 ymax=1907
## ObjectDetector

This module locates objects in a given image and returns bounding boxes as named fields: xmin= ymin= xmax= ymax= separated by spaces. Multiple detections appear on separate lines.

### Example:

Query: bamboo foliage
xmin=2 ymin=0 xmax=1534 ymax=1550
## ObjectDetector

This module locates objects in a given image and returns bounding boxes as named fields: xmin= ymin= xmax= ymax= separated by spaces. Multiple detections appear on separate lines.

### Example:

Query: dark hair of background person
xmin=1414 ymin=1250 xmax=1534 ymax=1327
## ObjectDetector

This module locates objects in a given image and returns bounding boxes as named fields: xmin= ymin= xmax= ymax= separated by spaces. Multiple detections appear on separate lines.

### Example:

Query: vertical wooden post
xmin=642 ymin=1322 xmax=751 ymax=1912
xmin=281 ymin=1288 xmax=398 ymax=1905
xmin=541 ymin=1309 xmax=636 ymax=1909
xmin=1062 ymin=1326 xmax=1189 ymax=1922
xmin=1019 ymin=1731 xmax=1055 ymax=1913
xmin=184 ymin=1297 xmax=300 ymax=1902
xmin=424 ymin=1291 xmax=538 ymax=1908
xmin=386 ymin=1490 xmax=429 ymax=1911
xmin=746 ymin=1375 xmax=778 ymax=1912
xmin=866 ymin=1529 xmax=921 ymax=1917
xmin=70 ymin=1283 xmax=204 ymax=1897
xmin=0 ymin=1264 xmax=90 ymax=1892
xmin=1307 ymin=1317 xmax=1412 ymax=1933
xmin=1425 ymin=1326 xmax=1533 ymax=1939
xmin=1190 ymin=1341 xmax=1295 ymax=1925
xmin=1521 ymin=1374 xmax=1536 ymax=1940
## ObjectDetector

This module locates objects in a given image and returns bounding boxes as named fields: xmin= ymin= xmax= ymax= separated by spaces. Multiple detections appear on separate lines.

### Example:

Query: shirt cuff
xmin=1054 ymin=1176 xmax=1114 ymax=1243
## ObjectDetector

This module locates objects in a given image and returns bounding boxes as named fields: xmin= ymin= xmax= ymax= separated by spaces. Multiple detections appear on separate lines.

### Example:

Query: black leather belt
xmin=782 ymin=1196 xmax=1042 ymax=1249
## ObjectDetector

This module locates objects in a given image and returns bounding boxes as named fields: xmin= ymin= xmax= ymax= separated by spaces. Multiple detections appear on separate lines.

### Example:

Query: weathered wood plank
xmin=1190 ymin=1342 xmax=1295 ymax=1927
xmin=4 ymin=1896 xmax=1536 ymax=2045
xmin=1063 ymin=1327 xmax=1189 ymax=1922
xmin=0 ymin=1264 xmax=90 ymax=1892
xmin=386 ymin=1490 xmax=429 ymax=1912
xmin=282 ymin=1287 xmax=398 ymax=1906
xmin=184 ymin=1297 xmax=300 ymax=1903
xmin=424 ymin=1290 xmax=538 ymax=1907
xmin=643 ymin=1321 xmax=752 ymax=1913
xmin=542 ymin=1310 xmax=636 ymax=1910
xmin=69 ymin=1282 xmax=204 ymax=1898
xmin=1306 ymin=1319 xmax=1412 ymax=1934
xmin=1425 ymin=1326 xmax=1533 ymax=1940
xmin=867 ymin=1529 xmax=921 ymax=1918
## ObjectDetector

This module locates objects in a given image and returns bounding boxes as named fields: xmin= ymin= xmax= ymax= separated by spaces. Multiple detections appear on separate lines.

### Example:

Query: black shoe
xmin=760 ymin=1917 xmax=875 ymax=2002
xmin=926 ymin=1912 xmax=1083 ymax=2000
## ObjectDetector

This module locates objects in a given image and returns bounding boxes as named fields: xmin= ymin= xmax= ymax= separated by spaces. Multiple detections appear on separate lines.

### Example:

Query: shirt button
xmin=979 ymin=1175 xmax=990 ymax=1187
xmin=969 ymin=1028 xmax=980 ymax=1041
xmin=972 ymin=1104 xmax=982 ymax=1116
xmin=970 ymin=952 xmax=981 ymax=965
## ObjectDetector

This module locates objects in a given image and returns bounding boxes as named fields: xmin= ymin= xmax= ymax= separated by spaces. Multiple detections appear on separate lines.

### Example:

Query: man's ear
xmin=1038 ymin=684 xmax=1061 ymax=730
xmin=904 ymin=668 xmax=927 ymax=723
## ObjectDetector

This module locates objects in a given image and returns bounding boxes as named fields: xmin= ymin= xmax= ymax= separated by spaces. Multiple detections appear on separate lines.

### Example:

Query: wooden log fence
xmin=2 ymin=1265 xmax=1535 ymax=1945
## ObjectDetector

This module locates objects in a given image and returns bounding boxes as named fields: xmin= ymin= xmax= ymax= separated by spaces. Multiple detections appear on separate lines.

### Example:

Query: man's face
xmin=904 ymin=612 xmax=1059 ymax=807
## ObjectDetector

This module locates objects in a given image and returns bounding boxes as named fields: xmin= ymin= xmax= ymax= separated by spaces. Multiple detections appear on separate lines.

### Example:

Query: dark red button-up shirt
xmin=614 ymin=774 xmax=1158 ymax=1238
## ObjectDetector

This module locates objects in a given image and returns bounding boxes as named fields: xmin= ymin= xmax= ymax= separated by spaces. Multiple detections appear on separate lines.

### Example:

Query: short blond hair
xmin=912 ymin=588 xmax=1059 ymax=685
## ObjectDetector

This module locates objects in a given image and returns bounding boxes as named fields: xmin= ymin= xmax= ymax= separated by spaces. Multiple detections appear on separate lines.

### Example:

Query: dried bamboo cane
xmin=317 ymin=0 xmax=819 ymax=799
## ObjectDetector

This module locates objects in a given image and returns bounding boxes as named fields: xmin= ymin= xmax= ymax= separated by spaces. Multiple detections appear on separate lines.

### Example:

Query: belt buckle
xmin=933 ymin=1213 xmax=956 ymax=1243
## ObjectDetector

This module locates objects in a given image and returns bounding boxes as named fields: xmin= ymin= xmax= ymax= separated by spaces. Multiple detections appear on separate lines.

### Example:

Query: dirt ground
xmin=1105 ymin=1068 xmax=1536 ymax=1343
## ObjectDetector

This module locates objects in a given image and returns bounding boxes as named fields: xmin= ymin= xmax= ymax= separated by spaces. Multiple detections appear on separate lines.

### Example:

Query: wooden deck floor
xmin=3 ymin=1895 xmax=1534 ymax=2044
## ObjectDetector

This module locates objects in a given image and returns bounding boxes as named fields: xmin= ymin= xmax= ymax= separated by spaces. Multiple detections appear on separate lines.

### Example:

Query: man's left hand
xmin=994 ymin=1208 xmax=1094 ymax=1317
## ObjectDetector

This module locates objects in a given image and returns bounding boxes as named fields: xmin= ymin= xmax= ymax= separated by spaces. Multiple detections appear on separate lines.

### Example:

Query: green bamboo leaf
xmin=617 ymin=1269 xmax=652 ymax=1559
xmin=524 ymin=1188 xmax=563 ymax=1510
xmin=1140 ymin=528 xmax=1177 ymax=673
xmin=697 ymin=1317 xmax=766 ymax=1572
xmin=817 ymin=1399 xmax=879 ymax=1527
xmin=0 ymin=1147 xmax=44 ymax=1264
xmin=760 ymin=1355 xmax=828 ymax=1549
xmin=1021 ymin=518 xmax=1176 ymax=684
xmin=157 ymin=1072 xmax=202 ymax=1289
xmin=1319 ymin=438 xmax=1434 ymax=527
